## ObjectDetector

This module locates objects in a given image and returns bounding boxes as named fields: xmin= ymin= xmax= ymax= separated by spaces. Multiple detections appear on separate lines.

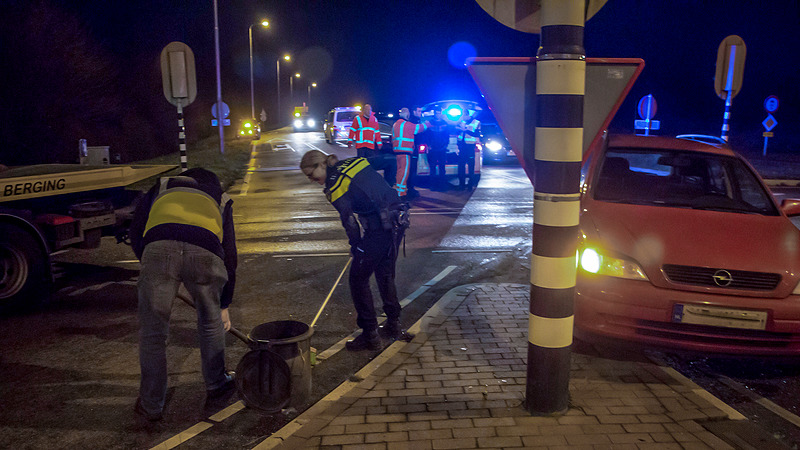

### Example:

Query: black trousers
xmin=349 ymin=227 xmax=402 ymax=332
xmin=457 ymin=143 xmax=476 ymax=186
xmin=359 ymin=147 xmax=397 ymax=187
xmin=408 ymin=149 xmax=419 ymax=192
xmin=428 ymin=146 xmax=447 ymax=180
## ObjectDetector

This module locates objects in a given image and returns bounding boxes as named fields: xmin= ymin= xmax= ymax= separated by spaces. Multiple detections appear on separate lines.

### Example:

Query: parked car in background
xmin=575 ymin=133 xmax=800 ymax=355
xmin=324 ymin=106 xmax=360 ymax=143
xmin=480 ymin=123 xmax=517 ymax=165
xmin=416 ymin=100 xmax=483 ymax=181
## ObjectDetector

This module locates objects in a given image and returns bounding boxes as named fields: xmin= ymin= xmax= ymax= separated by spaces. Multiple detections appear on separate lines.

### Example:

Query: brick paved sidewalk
xmin=257 ymin=284 xmax=745 ymax=450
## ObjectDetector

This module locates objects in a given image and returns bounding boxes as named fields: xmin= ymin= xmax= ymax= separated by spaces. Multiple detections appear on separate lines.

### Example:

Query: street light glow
xmin=260 ymin=20 xmax=269 ymax=28
xmin=283 ymin=55 xmax=291 ymax=61
xmin=295 ymin=73 xmax=300 ymax=78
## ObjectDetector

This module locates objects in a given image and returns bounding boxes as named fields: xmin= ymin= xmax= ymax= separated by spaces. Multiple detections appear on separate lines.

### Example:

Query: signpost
xmin=160 ymin=42 xmax=197 ymax=172
xmin=714 ymin=35 xmax=746 ymax=142
xmin=635 ymin=94 xmax=660 ymax=135
xmin=211 ymin=102 xmax=231 ymax=127
xmin=762 ymin=95 xmax=779 ymax=155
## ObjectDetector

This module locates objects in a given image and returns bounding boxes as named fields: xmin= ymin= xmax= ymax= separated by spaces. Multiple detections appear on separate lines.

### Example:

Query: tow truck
xmin=0 ymin=162 xmax=175 ymax=310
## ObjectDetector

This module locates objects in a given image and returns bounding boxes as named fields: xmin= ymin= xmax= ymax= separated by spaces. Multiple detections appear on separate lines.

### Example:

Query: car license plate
xmin=672 ymin=304 xmax=767 ymax=330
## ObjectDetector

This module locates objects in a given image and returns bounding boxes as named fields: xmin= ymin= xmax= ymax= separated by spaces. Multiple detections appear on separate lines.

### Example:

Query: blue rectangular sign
xmin=211 ymin=119 xmax=231 ymax=126
xmin=634 ymin=119 xmax=660 ymax=130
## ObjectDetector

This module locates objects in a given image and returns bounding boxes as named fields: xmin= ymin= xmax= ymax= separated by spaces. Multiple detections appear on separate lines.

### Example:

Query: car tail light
xmin=419 ymin=144 xmax=427 ymax=154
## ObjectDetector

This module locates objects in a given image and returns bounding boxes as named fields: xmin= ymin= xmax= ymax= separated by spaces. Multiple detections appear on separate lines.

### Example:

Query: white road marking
xmin=272 ymin=253 xmax=351 ymax=258
xmin=241 ymin=141 xmax=258 ymax=196
xmin=149 ymin=265 xmax=456 ymax=448
xmin=432 ymin=249 xmax=513 ymax=253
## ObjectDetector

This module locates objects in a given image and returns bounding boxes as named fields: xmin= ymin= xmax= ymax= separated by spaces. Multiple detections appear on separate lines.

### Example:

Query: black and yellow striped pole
xmin=526 ymin=0 xmax=585 ymax=415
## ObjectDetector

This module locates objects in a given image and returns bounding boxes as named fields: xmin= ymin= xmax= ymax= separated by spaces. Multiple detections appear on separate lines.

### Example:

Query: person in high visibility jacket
xmin=129 ymin=168 xmax=238 ymax=421
xmin=348 ymin=104 xmax=382 ymax=159
xmin=300 ymin=150 xmax=413 ymax=351
xmin=392 ymin=107 xmax=430 ymax=199
xmin=456 ymin=113 xmax=481 ymax=190
xmin=348 ymin=104 xmax=397 ymax=186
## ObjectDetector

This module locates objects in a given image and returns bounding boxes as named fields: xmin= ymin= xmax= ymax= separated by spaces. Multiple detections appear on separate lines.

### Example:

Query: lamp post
xmin=249 ymin=19 xmax=269 ymax=120
xmin=276 ymin=54 xmax=290 ymax=121
xmin=289 ymin=72 xmax=300 ymax=109
xmin=308 ymin=82 xmax=317 ymax=105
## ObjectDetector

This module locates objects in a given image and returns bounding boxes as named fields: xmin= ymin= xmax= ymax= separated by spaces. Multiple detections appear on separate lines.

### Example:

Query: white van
xmin=324 ymin=107 xmax=361 ymax=144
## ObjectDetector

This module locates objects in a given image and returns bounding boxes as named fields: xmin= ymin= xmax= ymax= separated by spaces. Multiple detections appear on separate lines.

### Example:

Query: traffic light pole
xmin=526 ymin=0 xmax=585 ymax=415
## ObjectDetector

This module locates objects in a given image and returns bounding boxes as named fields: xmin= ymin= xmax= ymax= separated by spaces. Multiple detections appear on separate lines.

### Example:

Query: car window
xmin=594 ymin=148 xmax=778 ymax=215
xmin=336 ymin=111 xmax=358 ymax=122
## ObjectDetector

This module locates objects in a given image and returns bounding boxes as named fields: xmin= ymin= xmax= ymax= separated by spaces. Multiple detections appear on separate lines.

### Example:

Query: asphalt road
xmin=4 ymin=129 xmax=800 ymax=449
xmin=0 ymin=128 xmax=535 ymax=449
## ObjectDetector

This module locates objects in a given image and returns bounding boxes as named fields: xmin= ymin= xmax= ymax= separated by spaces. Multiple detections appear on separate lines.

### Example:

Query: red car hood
xmin=582 ymin=201 xmax=800 ymax=290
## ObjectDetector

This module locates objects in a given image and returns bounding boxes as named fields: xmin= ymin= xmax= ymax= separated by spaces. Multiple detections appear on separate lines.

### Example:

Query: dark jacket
xmin=130 ymin=168 xmax=237 ymax=308
xmin=323 ymin=157 xmax=400 ymax=249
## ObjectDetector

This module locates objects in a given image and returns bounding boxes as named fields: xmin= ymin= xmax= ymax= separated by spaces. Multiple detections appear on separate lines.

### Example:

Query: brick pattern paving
xmin=271 ymin=284 xmax=736 ymax=449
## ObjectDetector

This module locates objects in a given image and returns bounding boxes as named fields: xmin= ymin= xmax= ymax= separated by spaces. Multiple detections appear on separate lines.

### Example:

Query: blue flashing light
xmin=446 ymin=105 xmax=463 ymax=119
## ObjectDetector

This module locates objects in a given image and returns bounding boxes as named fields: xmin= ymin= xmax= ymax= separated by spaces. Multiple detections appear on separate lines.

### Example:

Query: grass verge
xmin=129 ymin=137 xmax=253 ymax=192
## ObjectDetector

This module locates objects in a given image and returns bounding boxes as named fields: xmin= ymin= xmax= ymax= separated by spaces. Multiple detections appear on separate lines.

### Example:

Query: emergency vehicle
xmin=292 ymin=105 xmax=316 ymax=132
xmin=0 ymin=157 xmax=174 ymax=310
xmin=417 ymin=100 xmax=483 ymax=179
xmin=323 ymin=106 xmax=360 ymax=144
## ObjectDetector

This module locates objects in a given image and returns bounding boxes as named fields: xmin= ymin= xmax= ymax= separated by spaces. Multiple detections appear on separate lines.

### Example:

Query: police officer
xmin=407 ymin=105 xmax=424 ymax=199
xmin=129 ymin=168 xmax=237 ymax=421
xmin=426 ymin=107 xmax=450 ymax=189
xmin=456 ymin=112 xmax=481 ymax=190
xmin=300 ymin=150 xmax=412 ymax=350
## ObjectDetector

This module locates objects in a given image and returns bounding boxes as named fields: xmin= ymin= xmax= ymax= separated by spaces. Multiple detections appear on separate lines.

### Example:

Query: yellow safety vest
xmin=144 ymin=177 xmax=230 ymax=242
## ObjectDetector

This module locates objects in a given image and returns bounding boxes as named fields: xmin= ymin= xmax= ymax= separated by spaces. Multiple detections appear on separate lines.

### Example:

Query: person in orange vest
xmin=348 ymin=104 xmax=381 ymax=159
xmin=392 ymin=107 xmax=430 ymax=200
xmin=348 ymin=104 xmax=396 ymax=186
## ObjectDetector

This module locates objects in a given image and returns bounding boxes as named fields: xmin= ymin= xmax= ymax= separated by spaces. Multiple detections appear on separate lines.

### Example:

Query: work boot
xmin=206 ymin=371 xmax=236 ymax=400
xmin=134 ymin=397 xmax=163 ymax=422
xmin=345 ymin=329 xmax=381 ymax=351
xmin=378 ymin=320 xmax=415 ymax=342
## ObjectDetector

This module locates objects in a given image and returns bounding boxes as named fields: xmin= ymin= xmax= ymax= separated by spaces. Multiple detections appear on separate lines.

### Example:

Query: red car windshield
xmin=593 ymin=148 xmax=778 ymax=216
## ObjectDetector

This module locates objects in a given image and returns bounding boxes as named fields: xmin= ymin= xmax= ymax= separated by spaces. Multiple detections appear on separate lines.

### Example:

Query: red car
xmin=575 ymin=134 xmax=800 ymax=355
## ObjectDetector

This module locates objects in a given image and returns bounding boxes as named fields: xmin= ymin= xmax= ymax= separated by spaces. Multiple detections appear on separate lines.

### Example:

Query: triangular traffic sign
xmin=467 ymin=57 xmax=644 ymax=183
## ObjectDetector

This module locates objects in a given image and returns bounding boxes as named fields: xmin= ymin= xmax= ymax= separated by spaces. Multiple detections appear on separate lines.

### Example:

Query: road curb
xmin=252 ymin=284 xmax=478 ymax=449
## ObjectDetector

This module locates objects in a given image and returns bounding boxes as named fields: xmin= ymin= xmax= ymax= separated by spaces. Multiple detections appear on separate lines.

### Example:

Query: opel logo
xmin=712 ymin=270 xmax=733 ymax=287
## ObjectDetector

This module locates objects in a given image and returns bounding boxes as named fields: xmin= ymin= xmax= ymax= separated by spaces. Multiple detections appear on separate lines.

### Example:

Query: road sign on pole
xmin=467 ymin=57 xmax=644 ymax=183
xmin=714 ymin=35 xmax=746 ymax=142
xmin=160 ymin=42 xmax=197 ymax=172
xmin=635 ymin=94 xmax=659 ymax=136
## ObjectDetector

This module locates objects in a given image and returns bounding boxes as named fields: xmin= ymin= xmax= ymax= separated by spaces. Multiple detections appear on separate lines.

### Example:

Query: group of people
xmin=346 ymin=103 xmax=481 ymax=200
xmin=129 ymin=103 xmax=481 ymax=422
xmin=131 ymin=151 xmax=414 ymax=421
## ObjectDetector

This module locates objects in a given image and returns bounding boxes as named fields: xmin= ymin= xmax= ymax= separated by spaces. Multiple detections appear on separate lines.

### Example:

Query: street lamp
xmin=249 ymin=19 xmax=270 ymax=120
xmin=277 ymin=54 xmax=290 ymax=121
xmin=308 ymin=82 xmax=317 ymax=105
xmin=289 ymin=72 xmax=300 ymax=108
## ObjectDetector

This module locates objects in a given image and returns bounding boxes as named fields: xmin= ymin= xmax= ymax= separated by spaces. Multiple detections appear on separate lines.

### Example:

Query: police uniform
xmin=457 ymin=117 xmax=480 ymax=189
xmin=129 ymin=168 xmax=237 ymax=419
xmin=324 ymin=157 xmax=406 ymax=341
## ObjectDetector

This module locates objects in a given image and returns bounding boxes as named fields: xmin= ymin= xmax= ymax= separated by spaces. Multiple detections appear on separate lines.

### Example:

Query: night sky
xmin=1 ymin=1 xmax=798 ymax=163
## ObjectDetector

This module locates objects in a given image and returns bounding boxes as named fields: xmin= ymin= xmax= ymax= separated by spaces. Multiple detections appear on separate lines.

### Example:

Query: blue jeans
xmin=137 ymin=240 xmax=229 ymax=415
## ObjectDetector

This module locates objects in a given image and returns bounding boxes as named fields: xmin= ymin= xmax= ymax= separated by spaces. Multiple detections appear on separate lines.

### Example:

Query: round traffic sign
xmin=211 ymin=102 xmax=230 ymax=119
xmin=764 ymin=95 xmax=779 ymax=113
xmin=637 ymin=94 xmax=657 ymax=120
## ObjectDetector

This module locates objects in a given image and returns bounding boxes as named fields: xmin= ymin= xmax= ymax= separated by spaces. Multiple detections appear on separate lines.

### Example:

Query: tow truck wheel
xmin=0 ymin=224 xmax=50 ymax=311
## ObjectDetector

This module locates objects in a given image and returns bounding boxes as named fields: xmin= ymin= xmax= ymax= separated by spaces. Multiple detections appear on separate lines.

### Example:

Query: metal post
xmin=721 ymin=91 xmax=732 ymax=142
xmin=213 ymin=0 xmax=225 ymax=154
xmin=249 ymin=24 xmax=255 ymax=120
xmin=178 ymin=103 xmax=187 ymax=172
xmin=289 ymin=76 xmax=294 ymax=107
xmin=526 ymin=0 xmax=585 ymax=415
xmin=276 ymin=60 xmax=281 ymax=122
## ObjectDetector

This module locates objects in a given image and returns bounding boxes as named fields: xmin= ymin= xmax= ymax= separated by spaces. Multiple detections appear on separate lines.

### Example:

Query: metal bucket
xmin=247 ymin=320 xmax=314 ymax=410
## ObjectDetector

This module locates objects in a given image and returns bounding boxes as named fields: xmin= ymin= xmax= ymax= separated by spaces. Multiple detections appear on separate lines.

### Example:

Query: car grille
xmin=662 ymin=264 xmax=781 ymax=291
